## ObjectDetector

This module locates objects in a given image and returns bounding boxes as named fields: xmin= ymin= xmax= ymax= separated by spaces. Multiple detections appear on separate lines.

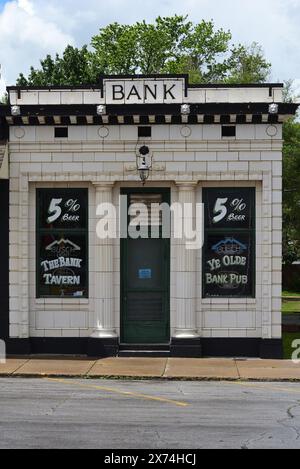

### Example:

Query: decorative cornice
xmin=0 ymin=102 xmax=298 ymax=126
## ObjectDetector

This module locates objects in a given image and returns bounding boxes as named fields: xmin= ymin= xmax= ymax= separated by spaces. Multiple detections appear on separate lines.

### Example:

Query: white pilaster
xmin=173 ymin=182 xmax=199 ymax=339
xmin=261 ymin=172 xmax=275 ymax=339
xmin=90 ymin=183 xmax=117 ymax=339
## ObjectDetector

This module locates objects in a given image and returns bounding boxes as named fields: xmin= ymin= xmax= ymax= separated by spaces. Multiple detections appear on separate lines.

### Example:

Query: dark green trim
xmin=120 ymin=188 xmax=171 ymax=345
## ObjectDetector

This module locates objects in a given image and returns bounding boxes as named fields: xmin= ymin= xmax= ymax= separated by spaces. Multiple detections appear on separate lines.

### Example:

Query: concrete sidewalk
xmin=1 ymin=357 xmax=300 ymax=381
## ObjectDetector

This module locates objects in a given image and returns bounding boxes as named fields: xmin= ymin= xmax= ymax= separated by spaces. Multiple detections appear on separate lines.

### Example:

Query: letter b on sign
xmin=113 ymin=85 xmax=125 ymax=101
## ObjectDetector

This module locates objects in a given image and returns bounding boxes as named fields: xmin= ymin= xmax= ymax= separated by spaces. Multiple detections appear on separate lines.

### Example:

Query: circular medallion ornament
xmin=98 ymin=126 xmax=109 ymax=138
xmin=266 ymin=125 xmax=278 ymax=137
xmin=14 ymin=127 xmax=25 ymax=139
xmin=180 ymin=126 xmax=192 ymax=138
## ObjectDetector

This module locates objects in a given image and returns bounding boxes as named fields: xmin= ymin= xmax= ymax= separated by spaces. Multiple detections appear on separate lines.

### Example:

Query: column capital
xmin=93 ymin=182 xmax=115 ymax=191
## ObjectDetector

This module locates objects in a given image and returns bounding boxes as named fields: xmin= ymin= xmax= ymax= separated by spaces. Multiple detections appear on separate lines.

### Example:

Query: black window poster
xmin=203 ymin=188 xmax=255 ymax=298
xmin=38 ymin=189 xmax=88 ymax=230
xmin=203 ymin=187 xmax=255 ymax=230
xmin=37 ymin=189 xmax=88 ymax=298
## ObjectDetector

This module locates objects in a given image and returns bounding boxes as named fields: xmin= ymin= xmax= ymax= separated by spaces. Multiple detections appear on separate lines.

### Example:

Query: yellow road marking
xmin=223 ymin=381 xmax=300 ymax=396
xmin=45 ymin=377 xmax=189 ymax=408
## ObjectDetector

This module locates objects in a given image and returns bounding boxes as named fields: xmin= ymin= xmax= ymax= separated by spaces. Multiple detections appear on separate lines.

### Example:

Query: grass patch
xmin=282 ymin=300 xmax=300 ymax=314
xmin=282 ymin=290 xmax=300 ymax=297
xmin=283 ymin=333 xmax=300 ymax=359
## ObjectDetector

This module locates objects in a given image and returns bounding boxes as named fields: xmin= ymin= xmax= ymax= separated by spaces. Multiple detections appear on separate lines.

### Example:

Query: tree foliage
xmin=225 ymin=43 xmax=271 ymax=84
xmin=283 ymin=119 xmax=300 ymax=264
xmin=282 ymin=82 xmax=300 ymax=265
xmin=17 ymin=16 xmax=271 ymax=86
xmin=0 ymin=93 xmax=8 ymax=104
xmin=17 ymin=45 xmax=95 ymax=86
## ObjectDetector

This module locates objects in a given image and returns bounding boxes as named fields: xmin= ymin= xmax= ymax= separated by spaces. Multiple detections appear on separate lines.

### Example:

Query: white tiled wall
xmin=9 ymin=122 xmax=282 ymax=340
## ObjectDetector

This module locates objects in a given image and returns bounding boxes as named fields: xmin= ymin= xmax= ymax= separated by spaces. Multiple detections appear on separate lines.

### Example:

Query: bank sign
xmin=104 ymin=78 xmax=184 ymax=104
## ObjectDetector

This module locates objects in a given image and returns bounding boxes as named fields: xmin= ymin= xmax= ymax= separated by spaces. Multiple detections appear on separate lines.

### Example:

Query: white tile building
xmin=0 ymin=75 xmax=298 ymax=357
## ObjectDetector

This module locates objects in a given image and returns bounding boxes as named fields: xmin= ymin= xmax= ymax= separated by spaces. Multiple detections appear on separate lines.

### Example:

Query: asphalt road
xmin=0 ymin=378 xmax=300 ymax=449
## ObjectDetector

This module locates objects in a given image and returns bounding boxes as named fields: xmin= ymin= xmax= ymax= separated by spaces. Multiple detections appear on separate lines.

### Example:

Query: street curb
xmin=2 ymin=374 xmax=300 ymax=383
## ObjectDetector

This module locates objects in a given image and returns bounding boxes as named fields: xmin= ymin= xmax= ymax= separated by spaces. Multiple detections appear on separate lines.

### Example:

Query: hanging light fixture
xmin=138 ymin=157 xmax=150 ymax=184
xmin=136 ymin=145 xmax=152 ymax=185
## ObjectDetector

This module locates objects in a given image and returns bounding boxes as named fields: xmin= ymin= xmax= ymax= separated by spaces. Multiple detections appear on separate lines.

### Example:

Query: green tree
xmin=91 ymin=23 xmax=139 ymax=75
xmin=282 ymin=81 xmax=300 ymax=265
xmin=160 ymin=18 xmax=233 ymax=83
xmin=17 ymin=16 xmax=271 ymax=86
xmin=283 ymin=119 xmax=300 ymax=264
xmin=225 ymin=43 xmax=271 ymax=84
xmin=136 ymin=16 xmax=192 ymax=75
xmin=17 ymin=45 xmax=97 ymax=86
xmin=0 ymin=94 xmax=8 ymax=104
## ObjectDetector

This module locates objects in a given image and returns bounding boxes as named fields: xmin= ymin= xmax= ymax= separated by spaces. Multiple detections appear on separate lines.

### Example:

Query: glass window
xmin=36 ymin=189 xmax=88 ymax=298
xmin=203 ymin=188 xmax=255 ymax=298
xmin=129 ymin=193 xmax=164 ymax=226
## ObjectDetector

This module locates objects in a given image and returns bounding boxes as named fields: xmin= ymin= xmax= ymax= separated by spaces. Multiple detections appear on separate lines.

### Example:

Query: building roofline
xmin=7 ymin=85 xmax=102 ymax=91
xmin=189 ymin=83 xmax=284 ymax=89
xmin=6 ymin=73 xmax=284 ymax=92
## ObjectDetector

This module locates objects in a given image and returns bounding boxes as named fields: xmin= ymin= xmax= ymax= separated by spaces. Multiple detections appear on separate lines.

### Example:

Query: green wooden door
xmin=121 ymin=189 xmax=170 ymax=344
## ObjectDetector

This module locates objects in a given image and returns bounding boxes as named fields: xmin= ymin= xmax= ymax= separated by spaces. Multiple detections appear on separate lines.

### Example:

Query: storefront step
xmin=118 ymin=350 xmax=170 ymax=358
xmin=119 ymin=344 xmax=170 ymax=350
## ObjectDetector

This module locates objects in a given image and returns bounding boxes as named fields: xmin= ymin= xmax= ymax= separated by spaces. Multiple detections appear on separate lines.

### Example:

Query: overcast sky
xmin=0 ymin=0 xmax=300 ymax=96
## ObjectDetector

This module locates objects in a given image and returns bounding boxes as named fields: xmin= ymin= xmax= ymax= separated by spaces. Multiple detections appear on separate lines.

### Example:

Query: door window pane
xmin=127 ymin=238 xmax=164 ymax=289
xmin=129 ymin=193 xmax=163 ymax=226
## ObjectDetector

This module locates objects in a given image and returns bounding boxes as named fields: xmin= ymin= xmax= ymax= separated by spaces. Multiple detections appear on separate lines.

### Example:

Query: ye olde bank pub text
xmin=0 ymin=75 xmax=298 ymax=358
